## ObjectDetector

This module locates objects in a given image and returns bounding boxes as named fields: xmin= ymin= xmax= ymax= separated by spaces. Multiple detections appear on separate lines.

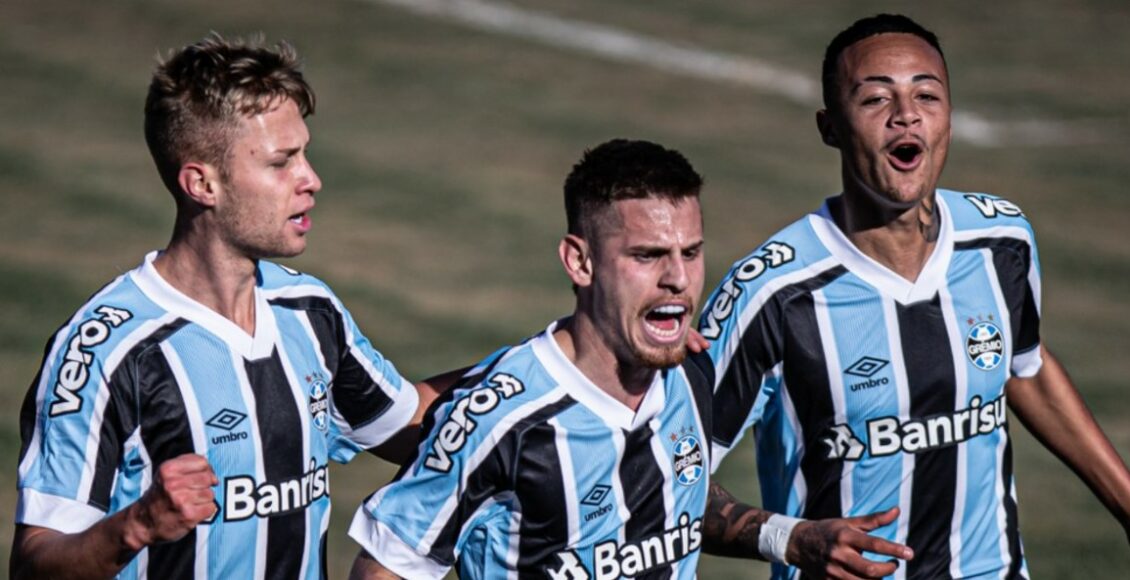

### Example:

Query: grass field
xmin=2 ymin=0 xmax=1129 ymax=577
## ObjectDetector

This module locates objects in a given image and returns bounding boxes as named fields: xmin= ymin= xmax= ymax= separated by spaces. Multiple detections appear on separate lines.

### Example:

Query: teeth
xmin=645 ymin=317 xmax=682 ymax=337
xmin=652 ymin=305 xmax=686 ymax=315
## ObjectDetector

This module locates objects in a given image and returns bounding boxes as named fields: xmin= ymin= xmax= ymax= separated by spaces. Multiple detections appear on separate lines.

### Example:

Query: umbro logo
xmin=207 ymin=409 xmax=249 ymax=446
xmin=581 ymin=484 xmax=613 ymax=522
xmin=206 ymin=409 xmax=247 ymax=431
xmin=845 ymin=356 xmax=891 ymax=392
xmin=845 ymin=356 xmax=889 ymax=378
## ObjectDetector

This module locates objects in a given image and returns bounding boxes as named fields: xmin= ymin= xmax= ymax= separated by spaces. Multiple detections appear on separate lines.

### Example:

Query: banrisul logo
xmin=307 ymin=372 xmax=329 ymax=431
xmin=966 ymin=322 xmax=1004 ymax=371
xmin=673 ymin=435 xmax=704 ymax=485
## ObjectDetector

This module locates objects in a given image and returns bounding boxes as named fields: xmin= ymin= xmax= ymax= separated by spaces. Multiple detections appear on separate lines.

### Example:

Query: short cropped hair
xmin=564 ymin=139 xmax=703 ymax=240
xmin=821 ymin=14 xmax=946 ymax=111
xmin=144 ymin=33 xmax=316 ymax=196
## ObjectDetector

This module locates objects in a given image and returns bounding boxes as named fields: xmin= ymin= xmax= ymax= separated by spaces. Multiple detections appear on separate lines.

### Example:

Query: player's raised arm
xmin=702 ymin=482 xmax=913 ymax=579
xmin=11 ymin=454 xmax=217 ymax=580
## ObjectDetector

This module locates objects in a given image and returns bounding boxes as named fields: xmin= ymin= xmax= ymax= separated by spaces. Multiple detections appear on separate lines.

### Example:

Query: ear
xmin=816 ymin=109 xmax=840 ymax=149
xmin=176 ymin=162 xmax=222 ymax=208
xmin=558 ymin=234 xmax=594 ymax=288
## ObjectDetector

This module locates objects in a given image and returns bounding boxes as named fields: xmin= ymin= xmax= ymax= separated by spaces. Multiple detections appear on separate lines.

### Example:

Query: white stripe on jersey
xmin=779 ymin=365 xmax=807 ymax=516
xmin=18 ymin=271 xmax=131 ymax=482
xmin=160 ymin=342 xmax=211 ymax=580
xmin=712 ymin=256 xmax=842 ymax=386
xmin=609 ymin=425 xmax=630 ymax=546
xmin=548 ymin=416 xmax=582 ymax=547
xmin=881 ymin=296 xmax=912 ymax=580
xmin=419 ymin=386 xmax=571 ymax=554
xmin=505 ymin=504 xmax=523 ymax=580
xmin=812 ymin=289 xmax=853 ymax=514
xmin=939 ymin=281 xmax=970 ymax=578
xmin=77 ymin=313 xmax=181 ymax=505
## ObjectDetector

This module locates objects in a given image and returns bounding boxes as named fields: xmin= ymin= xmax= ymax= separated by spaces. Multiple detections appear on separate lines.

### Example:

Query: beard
xmin=631 ymin=340 xmax=688 ymax=369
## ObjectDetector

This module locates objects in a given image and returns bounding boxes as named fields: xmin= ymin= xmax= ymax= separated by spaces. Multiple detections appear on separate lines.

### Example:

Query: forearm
xmin=11 ymin=506 xmax=149 ymax=580
xmin=1007 ymin=348 xmax=1130 ymax=527
xmin=701 ymin=481 xmax=772 ymax=559
xmin=348 ymin=550 xmax=403 ymax=580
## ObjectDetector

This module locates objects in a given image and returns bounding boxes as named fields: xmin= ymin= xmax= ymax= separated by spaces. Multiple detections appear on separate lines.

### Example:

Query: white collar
xmin=530 ymin=320 xmax=666 ymax=431
xmin=808 ymin=193 xmax=954 ymax=305
xmin=130 ymin=251 xmax=279 ymax=360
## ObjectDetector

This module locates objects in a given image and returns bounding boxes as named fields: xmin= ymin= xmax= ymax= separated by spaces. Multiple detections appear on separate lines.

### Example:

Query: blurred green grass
xmin=2 ymin=0 xmax=1128 ymax=577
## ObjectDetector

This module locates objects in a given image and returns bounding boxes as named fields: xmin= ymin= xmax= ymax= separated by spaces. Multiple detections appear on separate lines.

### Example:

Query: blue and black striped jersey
xmin=702 ymin=190 xmax=1041 ymax=580
xmin=350 ymin=322 xmax=714 ymax=579
xmin=17 ymin=251 xmax=418 ymax=579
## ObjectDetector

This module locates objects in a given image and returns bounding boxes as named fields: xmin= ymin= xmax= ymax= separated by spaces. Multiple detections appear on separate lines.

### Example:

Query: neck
xmin=553 ymin=314 xmax=655 ymax=411
xmin=154 ymin=231 xmax=260 ymax=335
xmin=831 ymin=189 xmax=940 ymax=282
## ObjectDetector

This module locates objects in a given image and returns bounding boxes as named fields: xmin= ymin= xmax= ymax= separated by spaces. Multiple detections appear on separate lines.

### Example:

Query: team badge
xmin=966 ymin=322 xmax=1004 ymax=371
xmin=673 ymin=435 xmax=704 ymax=485
xmin=308 ymin=374 xmax=329 ymax=431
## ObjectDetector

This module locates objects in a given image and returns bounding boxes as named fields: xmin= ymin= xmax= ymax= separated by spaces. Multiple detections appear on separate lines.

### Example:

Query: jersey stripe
xmin=514 ymin=422 xmax=569 ymax=570
xmin=899 ymin=295 xmax=958 ymax=579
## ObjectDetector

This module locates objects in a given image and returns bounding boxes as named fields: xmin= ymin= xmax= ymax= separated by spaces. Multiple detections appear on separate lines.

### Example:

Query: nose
xmin=660 ymin=255 xmax=690 ymax=294
xmin=890 ymin=95 xmax=921 ymax=128
xmin=299 ymin=155 xmax=322 ymax=195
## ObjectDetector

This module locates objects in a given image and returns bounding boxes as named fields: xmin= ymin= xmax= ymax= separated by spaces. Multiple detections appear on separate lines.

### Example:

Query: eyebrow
xmin=853 ymin=73 xmax=945 ymax=91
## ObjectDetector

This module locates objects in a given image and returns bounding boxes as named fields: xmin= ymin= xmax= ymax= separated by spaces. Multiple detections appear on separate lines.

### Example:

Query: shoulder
xmin=941 ymin=189 xmax=1036 ymax=237
xmin=257 ymin=261 xmax=347 ymax=312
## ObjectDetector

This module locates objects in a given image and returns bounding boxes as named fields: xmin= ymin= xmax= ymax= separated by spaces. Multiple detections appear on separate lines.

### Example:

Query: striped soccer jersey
xmin=17 ymin=251 xmax=418 ymax=579
xmin=349 ymin=322 xmax=714 ymax=579
xmin=701 ymin=190 xmax=1042 ymax=579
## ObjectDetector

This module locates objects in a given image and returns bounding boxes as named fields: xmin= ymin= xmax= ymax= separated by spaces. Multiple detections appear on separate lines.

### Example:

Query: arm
xmin=1006 ymin=346 xmax=1130 ymax=541
xmin=703 ymin=482 xmax=913 ymax=579
xmin=369 ymin=366 xmax=468 ymax=464
xmin=349 ymin=549 xmax=403 ymax=580
xmin=11 ymin=454 xmax=217 ymax=579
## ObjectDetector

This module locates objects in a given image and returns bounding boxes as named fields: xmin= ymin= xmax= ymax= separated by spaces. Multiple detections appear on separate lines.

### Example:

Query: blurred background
xmin=2 ymin=0 xmax=1128 ymax=576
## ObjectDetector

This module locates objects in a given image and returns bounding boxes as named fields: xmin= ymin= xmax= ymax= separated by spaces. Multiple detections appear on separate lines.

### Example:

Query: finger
xmin=855 ymin=534 xmax=914 ymax=561
xmin=836 ymin=552 xmax=898 ymax=580
xmin=853 ymin=507 xmax=900 ymax=531
xmin=685 ymin=328 xmax=709 ymax=353
xmin=158 ymin=454 xmax=213 ymax=479
xmin=824 ymin=562 xmax=867 ymax=580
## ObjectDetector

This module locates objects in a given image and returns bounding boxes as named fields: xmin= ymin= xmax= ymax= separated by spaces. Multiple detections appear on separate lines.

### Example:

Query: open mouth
xmin=643 ymin=304 xmax=688 ymax=340
xmin=889 ymin=142 xmax=923 ymax=169
xmin=289 ymin=212 xmax=311 ymax=230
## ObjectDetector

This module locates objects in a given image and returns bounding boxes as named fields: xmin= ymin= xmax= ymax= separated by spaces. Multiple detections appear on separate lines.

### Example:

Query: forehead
xmin=837 ymin=33 xmax=947 ymax=86
xmin=599 ymin=196 xmax=702 ymax=245
xmin=232 ymin=98 xmax=309 ymax=149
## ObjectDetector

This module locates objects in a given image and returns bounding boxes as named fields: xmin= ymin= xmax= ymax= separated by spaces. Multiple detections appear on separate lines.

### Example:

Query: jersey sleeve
xmin=17 ymin=303 xmax=140 ymax=533
xmin=322 ymin=296 xmax=418 ymax=462
xmin=699 ymin=249 xmax=793 ymax=473
xmin=348 ymin=371 xmax=527 ymax=577
xmin=1007 ymin=214 xmax=1043 ymax=378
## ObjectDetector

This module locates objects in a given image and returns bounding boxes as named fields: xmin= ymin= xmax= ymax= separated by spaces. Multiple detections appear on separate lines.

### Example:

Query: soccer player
xmin=700 ymin=13 xmax=1130 ymax=579
xmin=11 ymin=35 xmax=424 ymax=578
xmin=347 ymin=139 xmax=716 ymax=579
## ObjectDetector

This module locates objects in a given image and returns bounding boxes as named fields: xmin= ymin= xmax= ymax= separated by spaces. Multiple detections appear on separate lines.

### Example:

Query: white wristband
xmin=758 ymin=514 xmax=804 ymax=564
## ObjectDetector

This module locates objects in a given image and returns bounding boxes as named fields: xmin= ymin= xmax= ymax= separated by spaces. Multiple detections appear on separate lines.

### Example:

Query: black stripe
xmin=898 ymin=296 xmax=957 ymax=579
xmin=246 ymin=348 xmax=306 ymax=580
xmin=1001 ymin=426 xmax=1025 ymax=578
xmin=783 ymin=291 xmax=841 ymax=521
xmin=711 ymin=266 xmax=848 ymax=450
xmin=132 ymin=318 xmax=196 ymax=580
xmin=270 ymin=295 xmax=396 ymax=430
xmin=513 ymin=422 xmax=568 ymax=579
xmin=954 ymin=238 xmax=1039 ymax=356
xmin=681 ymin=352 xmax=714 ymax=450
xmin=428 ymin=395 xmax=577 ymax=566
xmin=19 ymin=333 xmax=61 ymax=463
xmin=619 ymin=424 xmax=673 ymax=580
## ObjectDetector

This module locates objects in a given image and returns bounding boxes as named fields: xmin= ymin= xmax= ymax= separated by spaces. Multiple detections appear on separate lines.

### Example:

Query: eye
xmin=860 ymin=95 xmax=887 ymax=106
xmin=682 ymin=247 xmax=702 ymax=260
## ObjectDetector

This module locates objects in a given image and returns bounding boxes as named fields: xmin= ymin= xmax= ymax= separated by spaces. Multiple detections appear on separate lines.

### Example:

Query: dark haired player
xmin=349 ymin=139 xmax=717 ymax=579
xmin=12 ymin=35 xmax=426 ymax=579
xmin=701 ymin=13 xmax=1130 ymax=579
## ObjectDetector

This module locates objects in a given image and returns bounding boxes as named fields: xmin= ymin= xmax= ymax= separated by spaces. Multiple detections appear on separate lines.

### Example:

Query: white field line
xmin=363 ymin=0 xmax=1112 ymax=147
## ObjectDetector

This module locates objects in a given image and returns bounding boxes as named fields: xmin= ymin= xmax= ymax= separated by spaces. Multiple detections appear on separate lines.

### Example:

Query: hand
xmin=685 ymin=328 xmax=709 ymax=353
xmin=787 ymin=507 xmax=913 ymax=579
xmin=124 ymin=453 xmax=218 ymax=550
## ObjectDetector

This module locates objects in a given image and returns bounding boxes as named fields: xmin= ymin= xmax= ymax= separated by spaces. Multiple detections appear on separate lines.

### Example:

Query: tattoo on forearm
xmin=702 ymin=482 xmax=772 ymax=558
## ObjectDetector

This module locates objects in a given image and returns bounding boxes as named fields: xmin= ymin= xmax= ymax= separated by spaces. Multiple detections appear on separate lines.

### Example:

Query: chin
xmin=634 ymin=343 xmax=688 ymax=369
